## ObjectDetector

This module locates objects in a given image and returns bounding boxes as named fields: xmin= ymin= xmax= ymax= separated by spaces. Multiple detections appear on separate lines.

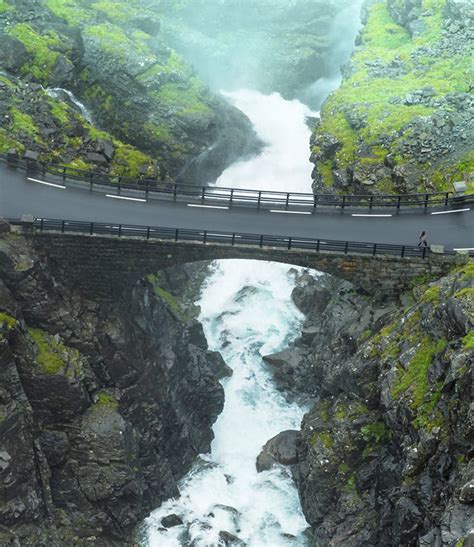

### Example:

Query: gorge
xmin=0 ymin=1 xmax=472 ymax=546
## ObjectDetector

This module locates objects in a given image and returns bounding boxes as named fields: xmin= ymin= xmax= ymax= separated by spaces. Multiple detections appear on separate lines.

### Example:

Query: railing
xmin=18 ymin=217 xmax=461 ymax=259
xmin=2 ymin=153 xmax=471 ymax=211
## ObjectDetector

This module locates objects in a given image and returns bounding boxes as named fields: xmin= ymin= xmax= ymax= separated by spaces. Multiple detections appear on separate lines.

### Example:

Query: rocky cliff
xmin=0 ymin=222 xmax=226 ymax=545
xmin=0 ymin=0 xmax=261 ymax=183
xmin=310 ymin=0 xmax=474 ymax=194
xmin=263 ymin=261 xmax=473 ymax=545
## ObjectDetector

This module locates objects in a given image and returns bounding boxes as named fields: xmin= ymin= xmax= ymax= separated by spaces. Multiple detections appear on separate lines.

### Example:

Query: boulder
xmin=256 ymin=430 xmax=300 ymax=472
xmin=161 ymin=514 xmax=183 ymax=528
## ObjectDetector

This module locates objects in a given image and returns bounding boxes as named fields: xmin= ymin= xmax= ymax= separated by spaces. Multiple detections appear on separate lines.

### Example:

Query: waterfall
xmin=46 ymin=87 xmax=94 ymax=124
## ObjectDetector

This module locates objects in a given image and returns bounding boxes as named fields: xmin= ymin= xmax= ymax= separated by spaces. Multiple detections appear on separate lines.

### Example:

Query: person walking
xmin=418 ymin=231 xmax=428 ymax=248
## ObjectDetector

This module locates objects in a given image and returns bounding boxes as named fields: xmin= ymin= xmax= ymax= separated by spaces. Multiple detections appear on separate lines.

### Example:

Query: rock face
xmin=0 ymin=0 xmax=261 ymax=182
xmin=310 ymin=0 xmax=474 ymax=193
xmin=0 ymin=227 xmax=225 ymax=544
xmin=284 ymin=264 xmax=473 ymax=545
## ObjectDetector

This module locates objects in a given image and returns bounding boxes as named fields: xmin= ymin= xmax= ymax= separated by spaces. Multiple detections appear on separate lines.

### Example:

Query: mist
xmin=153 ymin=0 xmax=364 ymax=107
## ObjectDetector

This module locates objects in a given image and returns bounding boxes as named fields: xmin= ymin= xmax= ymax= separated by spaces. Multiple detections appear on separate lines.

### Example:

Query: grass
xmin=95 ymin=392 xmax=118 ymax=409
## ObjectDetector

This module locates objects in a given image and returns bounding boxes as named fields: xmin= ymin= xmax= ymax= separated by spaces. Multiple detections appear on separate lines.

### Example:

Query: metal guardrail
xmin=2 ymin=153 xmax=471 ymax=211
xmin=19 ymin=217 xmax=453 ymax=259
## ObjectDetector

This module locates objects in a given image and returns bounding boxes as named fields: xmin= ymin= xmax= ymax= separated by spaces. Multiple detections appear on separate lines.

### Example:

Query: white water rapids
xmin=145 ymin=90 xmax=317 ymax=546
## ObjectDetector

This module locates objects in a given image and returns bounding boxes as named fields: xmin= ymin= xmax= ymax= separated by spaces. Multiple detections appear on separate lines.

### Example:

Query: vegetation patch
xmin=147 ymin=273 xmax=188 ymax=321
xmin=462 ymin=331 xmax=474 ymax=350
xmin=0 ymin=312 xmax=17 ymax=331
xmin=95 ymin=392 xmax=119 ymax=409
xmin=29 ymin=328 xmax=66 ymax=375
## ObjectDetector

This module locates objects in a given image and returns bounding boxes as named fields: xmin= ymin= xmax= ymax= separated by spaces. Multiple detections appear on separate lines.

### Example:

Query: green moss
xmin=0 ymin=312 xmax=17 ymax=331
xmin=310 ymin=431 xmax=334 ymax=450
xmin=10 ymin=108 xmax=40 ymax=140
xmin=455 ymin=539 xmax=465 ymax=547
xmin=112 ymin=144 xmax=153 ymax=178
xmin=29 ymin=328 xmax=66 ymax=375
xmin=360 ymin=422 xmax=390 ymax=444
xmin=392 ymin=337 xmax=447 ymax=430
xmin=0 ymin=0 xmax=12 ymax=12
xmin=147 ymin=274 xmax=188 ymax=321
xmin=454 ymin=288 xmax=474 ymax=307
xmin=344 ymin=473 xmax=358 ymax=494
xmin=156 ymin=78 xmax=211 ymax=117
xmin=421 ymin=285 xmax=441 ymax=304
xmin=45 ymin=0 xmax=94 ymax=26
xmin=8 ymin=23 xmax=66 ymax=85
xmin=95 ymin=392 xmax=118 ymax=409
xmin=48 ymin=99 xmax=71 ymax=125
xmin=462 ymin=331 xmax=474 ymax=350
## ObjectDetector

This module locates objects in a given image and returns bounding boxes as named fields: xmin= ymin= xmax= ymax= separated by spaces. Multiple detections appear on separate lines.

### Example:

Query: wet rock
xmin=0 ymin=34 xmax=29 ymax=72
xmin=218 ymin=530 xmax=245 ymax=546
xmin=161 ymin=514 xmax=184 ymax=528
xmin=256 ymin=430 xmax=300 ymax=472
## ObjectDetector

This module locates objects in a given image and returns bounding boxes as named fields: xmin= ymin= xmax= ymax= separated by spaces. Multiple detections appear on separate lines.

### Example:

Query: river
xmin=145 ymin=90 xmax=317 ymax=546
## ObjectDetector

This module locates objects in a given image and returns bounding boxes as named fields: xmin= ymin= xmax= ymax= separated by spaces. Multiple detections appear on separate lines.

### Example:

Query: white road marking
xmin=269 ymin=210 xmax=312 ymax=215
xmin=453 ymin=247 xmax=474 ymax=251
xmin=431 ymin=208 xmax=470 ymax=215
xmin=187 ymin=204 xmax=229 ymax=210
xmin=351 ymin=214 xmax=392 ymax=218
xmin=28 ymin=177 xmax=66 ymax=189
xmin=106 ymin=194 xmax=146 ymax=203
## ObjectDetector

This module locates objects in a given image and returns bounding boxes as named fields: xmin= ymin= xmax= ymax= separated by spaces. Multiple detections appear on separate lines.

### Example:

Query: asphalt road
xmin=1 ymin=165 xmax=472 ymax=250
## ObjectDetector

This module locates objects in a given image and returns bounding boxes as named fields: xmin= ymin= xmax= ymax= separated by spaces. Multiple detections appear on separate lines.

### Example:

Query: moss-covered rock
xmin=311 ymin=0 xmax=474 ymax=194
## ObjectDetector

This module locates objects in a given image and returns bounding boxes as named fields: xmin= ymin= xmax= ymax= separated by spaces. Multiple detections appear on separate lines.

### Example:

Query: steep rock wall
xmin=268 ymin=263 xmax=473 ymax=545
xmin=0 ymin=226 xmax=225 ymax=545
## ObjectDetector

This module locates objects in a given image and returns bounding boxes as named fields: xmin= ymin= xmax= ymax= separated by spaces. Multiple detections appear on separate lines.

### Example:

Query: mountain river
xmin=145 ymin=90 xmax=317 ymax=546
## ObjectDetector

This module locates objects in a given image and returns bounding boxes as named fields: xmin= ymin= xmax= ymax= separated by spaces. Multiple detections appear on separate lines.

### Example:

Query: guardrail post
xmin=146 ymin=226 xmax=150 ymax=240
xmin=288 ymin=237 xmax=292 ymax=250
xmin=257 ymin=191 xmax=262 ymax=210
xmin=313 ymin=195 xmax=318 ymax=211
xmin=62 ymin=167 xmax=66 ymax=181
xmin=401 ymin=245 xmax=405 ymax=258
xmin=424 ymin=194 xmax=429 ymax=209
xmin=344 ymin=241 xmax=349 ymax=254
xmin=230 ymin=188 xmax=234 ymax=208
xmin=259 ymin=235 xmax=264 ymax=247
xmin=342 ymin=195 xmax=346 ymax=210
xmin=175 ymin=228 xmax=179 ymax=241
xmin=397 ymin=196 xmax=401 ymax=210
xmin=422 ymin=246 xmax=426 ymax=259
xmin=203 ymin=230 xmax=207 ymax=243
xmin=201 ymin=187 xmax=205 ymax=203
xmin=369 ymin=196 xmax=374 ymax=209
xmin=118 ymin=224 xmax=122 ymax=237
xmin=173 ymin=185 xmax=177 ymax=202
xmin=40 ymin=218 xmax=44 ymax=231
xmin=145 ymin=181 xmax=149 ymax=200
xmin=444 ymin=192 xmax=449 ymax=206
xmin=232 ymin=233 xmax=235 ymax=245
xmin=316 ymin=239 xmax=320 ymax=252
xmin=90 ymin=222 xmax=94 ymax=235
xmin=373 ymin=243 xmax=377 ymax=256
xmin=61 ymin=220 xmax=65 ymax=233
xmin=285 ymin=193 xmax=290 ymax=209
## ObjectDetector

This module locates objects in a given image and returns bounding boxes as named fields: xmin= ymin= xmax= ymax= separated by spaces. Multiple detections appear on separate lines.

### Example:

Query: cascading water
xmin=46 ymin=87 xmax=94 ymax=124
xmin=145 ymin=91 xmax=317 ymax=546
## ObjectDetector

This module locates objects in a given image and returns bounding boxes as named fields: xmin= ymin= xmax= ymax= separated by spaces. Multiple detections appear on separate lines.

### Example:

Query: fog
xmin=153 ymin=0 xmax=364 ymax=108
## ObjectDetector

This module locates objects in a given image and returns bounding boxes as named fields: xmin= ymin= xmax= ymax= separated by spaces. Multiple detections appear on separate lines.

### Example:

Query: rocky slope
xmin=0 ymin=222 xmax=227 ymax=545
xmin=310 ymin=0 xmax=474 ymax=194
xmin=263 ymin=261 xmax=473 ymax=545
xmin=0 ymin=0 xmax=261 ymax=183
xmin=152 ymin=0 xmax=356 ymax=103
